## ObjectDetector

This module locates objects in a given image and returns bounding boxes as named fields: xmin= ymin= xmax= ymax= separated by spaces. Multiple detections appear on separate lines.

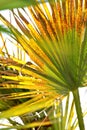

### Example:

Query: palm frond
xmin=0 ymin=0 xmax=87 ymax=129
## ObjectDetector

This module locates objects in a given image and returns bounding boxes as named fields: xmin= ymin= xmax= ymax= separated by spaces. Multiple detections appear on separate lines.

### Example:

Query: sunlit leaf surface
xmin=0 ymin=0 xmax=87 ymax=129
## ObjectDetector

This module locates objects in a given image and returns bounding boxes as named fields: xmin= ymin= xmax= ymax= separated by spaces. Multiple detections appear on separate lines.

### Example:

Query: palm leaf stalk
xmin=0 ymin=0 xmax=87 ymax=129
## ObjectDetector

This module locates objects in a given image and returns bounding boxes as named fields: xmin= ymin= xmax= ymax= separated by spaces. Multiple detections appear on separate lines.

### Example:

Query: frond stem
xmin=72 ymin=88 xmax=85 ymax=130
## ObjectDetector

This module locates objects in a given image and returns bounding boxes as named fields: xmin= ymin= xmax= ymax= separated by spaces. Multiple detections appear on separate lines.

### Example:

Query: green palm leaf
xmin=0 ymin=0 xmax=87 ymax=129
xmin=0 ymin=0 xmax=38 ymax=10
xmin=0 ymin=25 xmax=11 ymax=33
xmin=0 ymin=0 xmax=54 ymax=11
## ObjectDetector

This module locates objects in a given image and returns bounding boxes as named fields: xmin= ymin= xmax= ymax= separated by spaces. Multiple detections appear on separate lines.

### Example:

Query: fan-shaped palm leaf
xmin=0 ymin=0 xmax=87 ymax=129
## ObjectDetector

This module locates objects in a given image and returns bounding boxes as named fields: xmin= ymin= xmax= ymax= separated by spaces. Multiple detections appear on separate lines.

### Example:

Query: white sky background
xmin=0 ymin=9 xmax=87 ymax=130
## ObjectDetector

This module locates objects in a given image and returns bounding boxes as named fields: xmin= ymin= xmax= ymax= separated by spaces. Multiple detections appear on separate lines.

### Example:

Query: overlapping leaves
xmin=0 ymin=0 xmax=87 ymax=129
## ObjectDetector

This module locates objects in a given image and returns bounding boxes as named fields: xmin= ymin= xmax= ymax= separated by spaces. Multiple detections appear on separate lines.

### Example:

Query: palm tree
xmin=0 ymin=0 xmax=87 ymax=129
